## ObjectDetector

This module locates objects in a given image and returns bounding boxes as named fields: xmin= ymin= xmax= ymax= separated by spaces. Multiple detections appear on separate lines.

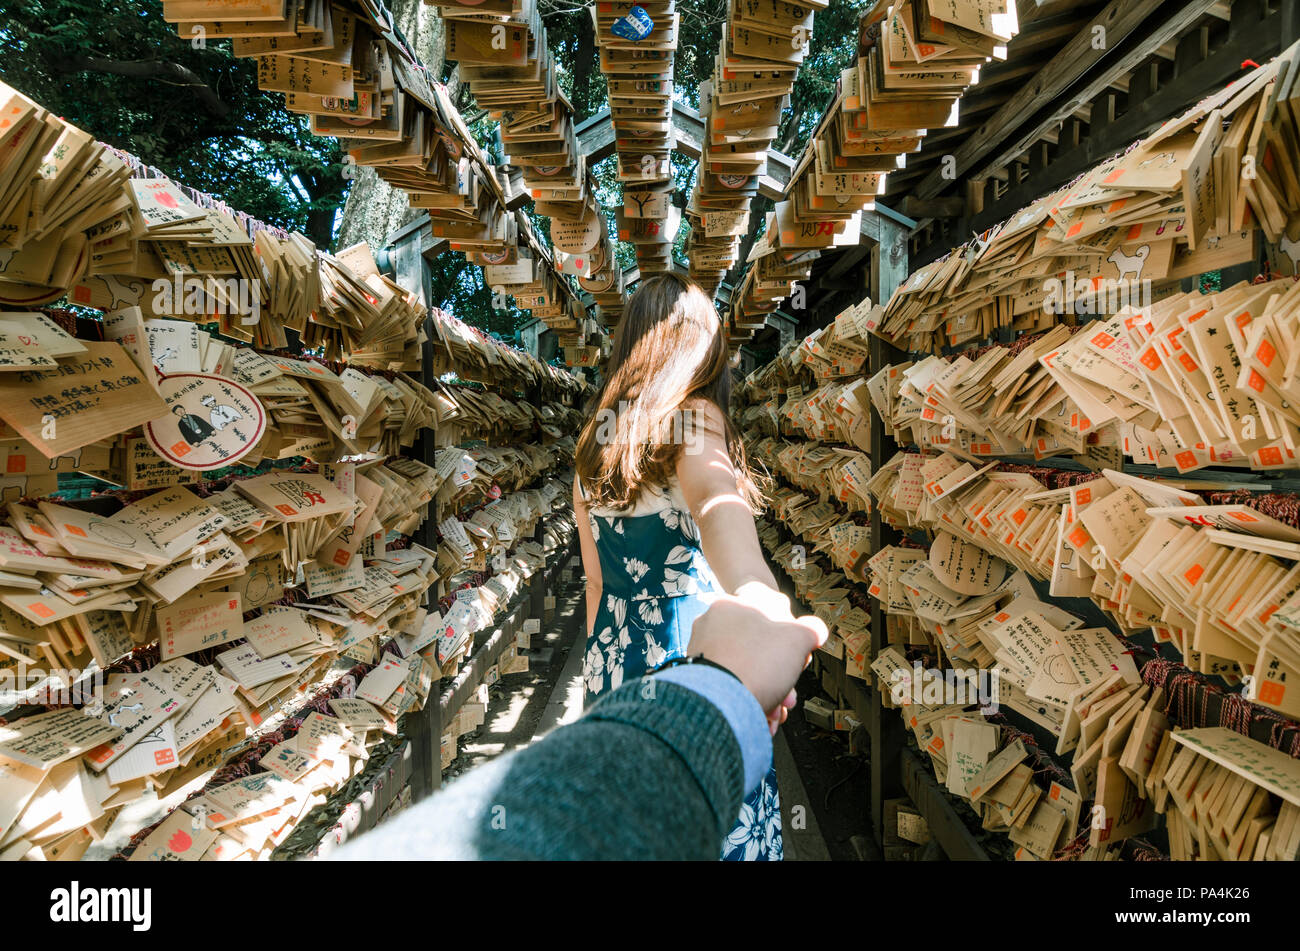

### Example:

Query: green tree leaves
xmin=0 ymin=0 xmax=349 ymax=248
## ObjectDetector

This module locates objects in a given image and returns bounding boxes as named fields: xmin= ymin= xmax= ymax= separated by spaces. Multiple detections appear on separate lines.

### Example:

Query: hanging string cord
xmin=99 ymin=143 xmax=291 ymax=242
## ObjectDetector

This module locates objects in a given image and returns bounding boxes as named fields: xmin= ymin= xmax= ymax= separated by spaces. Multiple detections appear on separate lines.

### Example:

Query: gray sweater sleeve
xmin=328 ymin=677 xmax=744 ymax=861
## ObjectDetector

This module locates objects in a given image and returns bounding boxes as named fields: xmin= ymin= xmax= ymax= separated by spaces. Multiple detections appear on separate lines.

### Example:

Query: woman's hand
xmin=688 ymin=595 xmax=828 ymax=733
xmin=734 ymin=579 xmax=794 ymax=622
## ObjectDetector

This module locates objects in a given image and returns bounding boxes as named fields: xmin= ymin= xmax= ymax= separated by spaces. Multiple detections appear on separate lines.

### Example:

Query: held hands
xmin=688 ymin=595 xmax=829 ymax=736
xmin=730 ymin=581 xmax=805 ymax=731
xmin=734 ymin=579 xmax=795 ymax=624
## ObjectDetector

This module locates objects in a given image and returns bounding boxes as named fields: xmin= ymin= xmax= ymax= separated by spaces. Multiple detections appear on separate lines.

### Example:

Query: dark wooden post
xmin=392 ymin=234 xmax=443 ymax=798
xmin=865 ymin=210 xmax=910 ymax=844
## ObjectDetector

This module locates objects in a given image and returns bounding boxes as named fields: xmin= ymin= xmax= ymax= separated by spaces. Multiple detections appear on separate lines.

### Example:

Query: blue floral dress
xmin=581 ymin=484 xmax=782 ymax=861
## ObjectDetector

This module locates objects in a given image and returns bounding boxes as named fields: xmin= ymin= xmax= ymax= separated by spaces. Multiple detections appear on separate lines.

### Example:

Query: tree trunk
xmin=335 ymin=0 xmax=447 ymax=252
xmin=572 ymin=17 xmax=595 ymax=120
xmin=776 ymin=87 xmax=807 ymax=156
xmin=726 ymin=196 xmax=772 ymax=289
xmin=306 ymin=205 xmax=338 ymax=250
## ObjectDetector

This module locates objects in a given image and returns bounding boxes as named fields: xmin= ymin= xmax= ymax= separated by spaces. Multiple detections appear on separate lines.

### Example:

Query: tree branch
xmin=72 ymin=57 xmax=230 ymax=117
xmin=538 ymin=0 xmax=590 ymax=14
xmin=276 ymin=162 xmax=312 ymax=204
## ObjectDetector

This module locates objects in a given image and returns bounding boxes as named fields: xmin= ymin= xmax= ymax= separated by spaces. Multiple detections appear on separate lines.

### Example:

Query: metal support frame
xmin=386 ymin=241 xmax=580 ymax=790
xmin=402 ymin=312 xmax=445 ymax=800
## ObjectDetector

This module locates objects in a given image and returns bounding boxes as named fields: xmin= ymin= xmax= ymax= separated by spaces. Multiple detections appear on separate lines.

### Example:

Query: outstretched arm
xmin=330 ymin=598 xmax=827 ymax=861
xmin=329 ymin=671 xmax=753 ymax=861
xmin=574 ymin=479 xmax=602 ymax=637
xmin=675 ymin=400 xmax=786 ymax=611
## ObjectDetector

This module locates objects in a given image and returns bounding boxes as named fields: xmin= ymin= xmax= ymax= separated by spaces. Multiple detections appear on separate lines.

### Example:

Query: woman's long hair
xmin=575 ymin=273 xmax=762 ymax=512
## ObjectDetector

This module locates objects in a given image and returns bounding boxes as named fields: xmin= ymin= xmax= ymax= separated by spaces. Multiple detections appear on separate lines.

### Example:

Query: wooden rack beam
xmin=966 ymin=0 xmax=1228 ymax=187
xmin=900 ymin=750 xmax=992 ymax=860
xmin=910 ymin=0 xmax=1205 ymax=202
xmin=575 ymin=103 xmax=797 ymax=201
xmin=910 ymin=0 xmax=1296 ymax=266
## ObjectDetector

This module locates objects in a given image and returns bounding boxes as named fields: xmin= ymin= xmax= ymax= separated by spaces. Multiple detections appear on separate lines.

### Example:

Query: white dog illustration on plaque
xmin=1138 ymin=151 xmax=1178 ymax=171
xmin=1279 ymin=232 xmax=1300 ymax=274
xmin=1107 ymin=245 xmax=1151 ymax=282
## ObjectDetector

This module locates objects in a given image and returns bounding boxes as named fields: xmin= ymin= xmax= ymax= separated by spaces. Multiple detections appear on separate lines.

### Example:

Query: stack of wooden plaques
xmin=544 ymin=171 xmax=625 ymax=337
xmin=860 ymin=440 xmax=1300 ymax=720
xmin=159 ymin=0 xmax=598 ymax=339
xmin=685 ymin=0 xmax=826 ymax=297
xmin=0 ymin=78 xmax=443 ymax=366
xmin=0 ymin=468 xmax=579 ymax=861
xmin=0 ymin=298 xmax=579 ymax=489
xmin=551 ymin=313 xmax=612 ymax=368
xmin=869 ymin=271 xmax=1300 ymax=477
xmin=756 ymin=516 xmax=873 ymax=674
xmin=593 ymin=0 xmax=681 ymax=276
xmin=425 ymin=306 xmax=587 ymax=399
xmin=575 ymin=230 xmax=628 ymax=329
xmin=722 ymin=240 xmax=818 ymax=347
xmin=433 ymin=0 xmax=623 ymax=336
xmin=0 ymin=311 xmax=582 ymax=860
xmin=869 ymin=638 xmax=1300 ymax=860
xmin=477 ymin=216 xmax=586 ymax=343
xmin=435 ymin=0 xmax=628 ymax=335
xmin=869 ymin=43 xmax=1300 ymax=354
xmin=720 ymin=0 xmax=1011 ymax=347
xmin=738 ymin=355 xmax=1300 ymax=858
xmin=728 ymin=26 xmax=1300 ymax=866
xmin=0 ymin=41 xmax=594 ymax=860
xmin=860 ymin=692 xmax=1088 ymax=860
xmin=0 ymin=337 xmax=583 ymax=860
xmin=438 ymin=1 xmax=579 ymax=217
xmin=804 ymin=0 xmax=1009 ymax=218
xmin=0 ymin=82 xmax=131 ymax=309
xmin=1155 ymin=728 xmax=1300 ymax=861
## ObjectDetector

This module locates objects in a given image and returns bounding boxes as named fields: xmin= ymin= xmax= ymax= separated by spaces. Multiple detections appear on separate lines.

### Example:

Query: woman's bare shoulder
xmin=679 ymin=396 xmax=728 ymax=433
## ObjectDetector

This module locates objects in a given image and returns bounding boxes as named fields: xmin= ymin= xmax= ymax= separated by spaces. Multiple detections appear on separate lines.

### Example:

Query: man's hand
xmin=688 ymin=596 xmax=828 ymax=733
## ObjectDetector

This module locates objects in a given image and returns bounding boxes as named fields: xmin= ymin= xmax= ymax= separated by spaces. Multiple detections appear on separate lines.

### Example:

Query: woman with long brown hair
xmin=573 ymin=273 xmax=806 ymax=861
